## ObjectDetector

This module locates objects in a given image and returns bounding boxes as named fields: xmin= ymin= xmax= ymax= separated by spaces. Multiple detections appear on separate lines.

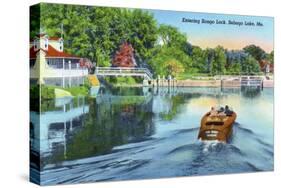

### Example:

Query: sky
xmin=149 ymin=9 xmax=274 ymax=52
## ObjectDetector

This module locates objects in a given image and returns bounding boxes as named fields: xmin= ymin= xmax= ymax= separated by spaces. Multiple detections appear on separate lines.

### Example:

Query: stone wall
xmin=150 ymin=79 xmax=274 ymax=88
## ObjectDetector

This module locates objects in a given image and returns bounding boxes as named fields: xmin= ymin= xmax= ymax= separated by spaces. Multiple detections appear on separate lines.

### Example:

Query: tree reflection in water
xmin=30 ymin=87 xmax=273 ymax=184
xmin=62 ymin=98 xmax=155 ymax=161
xmin=241 ymin=86 xmax=262 ymax=98
xmin=42 ymin=87 xmax=155 ymax=166
xmin=32 ymin=86 xmax=263 ymax=169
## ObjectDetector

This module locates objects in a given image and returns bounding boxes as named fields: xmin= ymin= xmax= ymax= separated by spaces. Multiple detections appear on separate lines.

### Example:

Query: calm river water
xmin=30 ymin=86 xmax=274 ymax=185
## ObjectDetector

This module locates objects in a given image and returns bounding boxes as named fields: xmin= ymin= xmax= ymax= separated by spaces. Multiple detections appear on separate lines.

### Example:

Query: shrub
xmin=40 ymin=85 xmax=55 ymax=99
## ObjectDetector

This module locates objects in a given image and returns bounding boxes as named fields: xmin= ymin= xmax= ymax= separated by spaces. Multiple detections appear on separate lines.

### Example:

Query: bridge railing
xmin=95 ymin=67 xmax=153 ymax=79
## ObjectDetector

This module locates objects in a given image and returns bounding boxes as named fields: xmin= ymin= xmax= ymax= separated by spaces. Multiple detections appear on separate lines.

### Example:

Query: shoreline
xmin=32 ymin=78 xmax=274 ymax=100
xmin=109 ymin=79 xmax=274 ymax=88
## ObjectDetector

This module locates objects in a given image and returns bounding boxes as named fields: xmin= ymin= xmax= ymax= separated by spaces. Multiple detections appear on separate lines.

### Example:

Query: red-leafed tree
xmin=112 ymin=42 xmax=136 ymax=67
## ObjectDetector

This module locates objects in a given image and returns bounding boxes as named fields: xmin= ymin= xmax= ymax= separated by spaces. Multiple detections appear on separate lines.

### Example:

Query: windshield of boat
xmin=206 ymin=121 xmax=224 ymax=126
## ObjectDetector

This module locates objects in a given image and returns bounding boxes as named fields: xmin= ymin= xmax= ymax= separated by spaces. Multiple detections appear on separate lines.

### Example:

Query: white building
xmin=30 ymin=33 xmax=88 ymax=87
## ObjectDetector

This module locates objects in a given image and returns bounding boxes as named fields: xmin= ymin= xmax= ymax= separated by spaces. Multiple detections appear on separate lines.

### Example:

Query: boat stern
xmin=198 ymin=129 xmax=229 ymax=142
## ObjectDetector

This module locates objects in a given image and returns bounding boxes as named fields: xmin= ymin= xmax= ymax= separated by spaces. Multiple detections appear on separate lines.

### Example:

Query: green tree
xmin=227 ymin=61 xmax=241 ymax=75
xmin=149 ymin=46 xmax=191 ymax=77
xmin=31 ymin=3 xmax=267 ymax=77
xmin=96 ymin=48 xmax=111 ymax=67
xmin=241 ymin=55 xmax=260 ymax=74
xmin=36 ymin=3 xmax=158 ymax=67
xmin=210 ymin=46 xmax=227 ymax=75
xmin=157 ymin=24 xmax=187 ymax=49
xmin=166 ymin=59 xmax=184 ymax=77
xmin=126 ymin=9 xmax=158 ymax=61
xmin=243 ymin=44 xmax=266 ymax=61
xmin=30 ymin=4 xmax=41 ymax=38
xmin=268 ymin=50 xmax=274 ymax=64
xmin=191 ymin=46 xmax=208 ymax=73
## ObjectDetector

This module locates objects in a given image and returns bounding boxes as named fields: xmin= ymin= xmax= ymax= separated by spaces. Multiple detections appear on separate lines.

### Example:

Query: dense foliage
xmin=30 ymin=3 xmax=274 ymax=78
xmin=31 ymin=4 xmax=157 ymax=67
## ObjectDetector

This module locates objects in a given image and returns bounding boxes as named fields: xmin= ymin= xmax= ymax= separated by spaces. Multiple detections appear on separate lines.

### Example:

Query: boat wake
xmin=201 ymin=140 xmax=223 ymax=153
xmin=38 ymin=124 xmax=273 ymax=185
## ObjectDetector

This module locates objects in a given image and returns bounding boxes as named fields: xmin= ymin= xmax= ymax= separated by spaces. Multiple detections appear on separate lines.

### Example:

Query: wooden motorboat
xmin=198 ymin=111 xmax=237 ymax=142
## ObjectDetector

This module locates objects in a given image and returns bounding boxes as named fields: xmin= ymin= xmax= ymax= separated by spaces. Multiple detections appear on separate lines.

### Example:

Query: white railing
xmin=30 ymin=68 xmax=88 ymax=78
xmin=214 ymin=75 xmax=265 ymax=80
xmin=95 ymin=67 xmax=153 ymax=79
xmin=240 ymin=76 xmax=263 ymax=86
xmin=50 ymin=69 xmax=88 ymax=78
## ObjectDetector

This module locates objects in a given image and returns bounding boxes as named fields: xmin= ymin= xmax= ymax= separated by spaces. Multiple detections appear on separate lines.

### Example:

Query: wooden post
xmin=157 ymin=75 xmax=160 ymax=88
xmin=220 ymin=74 xmax=222 ymax=92
xmin=64 ymin=121 xmax=67 ymax=159
xmin=62 ymin=58 xmax=65 ymax=87
xmin=68 ymin=61 xmax=71 ymax=87
xmin=62 ymin=77 xmax=65 ymax=88
xmin=70 ymin=119 xmax=73 ymax=131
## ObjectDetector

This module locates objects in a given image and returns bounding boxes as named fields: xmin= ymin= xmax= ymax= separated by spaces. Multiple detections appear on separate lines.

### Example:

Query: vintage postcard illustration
xmin=30 ymin=3 xmax=274 ymax=185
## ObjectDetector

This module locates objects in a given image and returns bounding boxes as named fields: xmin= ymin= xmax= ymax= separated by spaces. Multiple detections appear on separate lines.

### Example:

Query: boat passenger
xmin=218 ymin=107 xmax=226 ymax=116
xmin=209 ymin=106 xmax=218 ymax=117
xmin=218 ymin=107 xmax=224 ymax=113
xmin=225 ymin=105 xmax=233 ymax=116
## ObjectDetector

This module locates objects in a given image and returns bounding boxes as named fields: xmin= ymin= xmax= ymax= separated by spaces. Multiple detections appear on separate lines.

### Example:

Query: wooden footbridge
xmin=95 ymin=67 xmax=153 ymax=80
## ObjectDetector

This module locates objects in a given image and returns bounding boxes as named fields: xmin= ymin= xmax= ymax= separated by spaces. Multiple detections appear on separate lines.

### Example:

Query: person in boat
xmin=209 ymin=106 xmax=218 ymax=117
xmin=224 ymin=105 xmax=233 ymax=116
xmin=217 ymin=107 xmax=226 ymax=116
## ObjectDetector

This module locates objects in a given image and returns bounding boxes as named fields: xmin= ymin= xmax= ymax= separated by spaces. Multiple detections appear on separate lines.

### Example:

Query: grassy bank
xmin=64 ymin=86 xmax=89 ymax=96
xmin=30 ymin=84 xmax=91 ymax=100
xmin=104 ymin=76 xmax=143 ymax=87
xmin=176 ymin=73 xmax=214 ymax=80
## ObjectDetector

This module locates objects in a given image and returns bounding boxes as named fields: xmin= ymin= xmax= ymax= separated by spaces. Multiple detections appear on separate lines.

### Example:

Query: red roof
xmin=49 ymin=36 xmax=62 ymax=41
xmin=30 ymin=45 xmax=79 ymax=59
xmin=37 ymin=33 xmax=46 ymax=38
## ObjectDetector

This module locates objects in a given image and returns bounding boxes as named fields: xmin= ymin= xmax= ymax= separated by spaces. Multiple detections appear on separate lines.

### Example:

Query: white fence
xmin=30 ymin=68 xmax=88 ymax=79
xmin=240 ymin=76 xmax=263 ymax=87
xmin=95 ymin=67 xmax=153 ymax=80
